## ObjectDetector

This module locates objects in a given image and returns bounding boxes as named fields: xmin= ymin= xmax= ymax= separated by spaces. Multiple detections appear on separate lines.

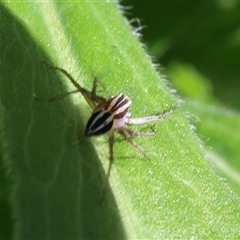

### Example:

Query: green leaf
xmin=1 ymin=2 xmax=240 ymax=239
xmin=186 ymin=100 xmax=240 ymax=196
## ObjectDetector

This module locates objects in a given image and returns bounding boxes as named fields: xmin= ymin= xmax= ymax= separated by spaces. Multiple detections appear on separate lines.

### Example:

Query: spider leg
xmin=127 ymin=105 xmax=177 ymax=125
xmin=41 ymin=61 xmax=106 ymax=109
xmin=123 ymin=124 xmax=155 ymax=137
xmin=91 ymin=77 xmax=98 ymax=96
xmin=99 ymin=130 xmax=114 ymax=202
xmin=91 ymin=77 xmax=105 ymax=95
xmin=89 ymin=77 xmax=106 ymax=105
xmin=117 ymin=127 xmax=150 ymax=160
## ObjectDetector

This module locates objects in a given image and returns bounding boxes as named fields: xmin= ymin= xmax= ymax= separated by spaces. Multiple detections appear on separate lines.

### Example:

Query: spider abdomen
xmin=85 ymin=110 xmax=113 ymax=136
xmin=85 ymin=94 xmax=132 ymax=136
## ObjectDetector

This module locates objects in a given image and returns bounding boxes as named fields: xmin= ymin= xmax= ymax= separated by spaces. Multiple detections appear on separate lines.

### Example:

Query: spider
xmin=36 ymin=61 xmax=177 ymax=200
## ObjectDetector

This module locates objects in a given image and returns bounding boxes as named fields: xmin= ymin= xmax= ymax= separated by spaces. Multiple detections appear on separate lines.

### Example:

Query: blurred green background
xmin=122 ymin=1 xmax=240 ymax=108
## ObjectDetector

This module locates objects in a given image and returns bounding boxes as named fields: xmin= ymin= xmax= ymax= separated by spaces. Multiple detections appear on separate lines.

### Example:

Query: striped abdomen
xmin=85 ymin=94 xmax=132 ymax=137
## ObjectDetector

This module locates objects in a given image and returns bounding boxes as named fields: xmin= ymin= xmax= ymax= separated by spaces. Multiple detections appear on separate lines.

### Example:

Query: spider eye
xmin=85 ymin=111 xmax=113 ymax=137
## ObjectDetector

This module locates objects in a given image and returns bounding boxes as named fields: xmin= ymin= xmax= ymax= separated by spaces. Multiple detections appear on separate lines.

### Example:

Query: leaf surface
xmin=0 ymin=2 xmax=240 ymax=239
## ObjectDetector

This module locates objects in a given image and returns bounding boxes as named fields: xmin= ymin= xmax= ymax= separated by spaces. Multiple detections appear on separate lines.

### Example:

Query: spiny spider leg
xmin=41 ymin=61 xmax=105 ymax=108
xmin=100 ymin=125 xmax=154 ymax=202
xmin=122 ymin=124 xmax=156 ymax=137
xmin=117 ymin=128 xmax=150 ymax=160
xmin=91 ymin=77 xmax=105 ymax=97
xmin=127 ymin=106 xmax=176 ymax=125
xmin=100 ymin=123 xmax=157 ymax=202
xmin=112 ymin=106 xmax=177 ymax=163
